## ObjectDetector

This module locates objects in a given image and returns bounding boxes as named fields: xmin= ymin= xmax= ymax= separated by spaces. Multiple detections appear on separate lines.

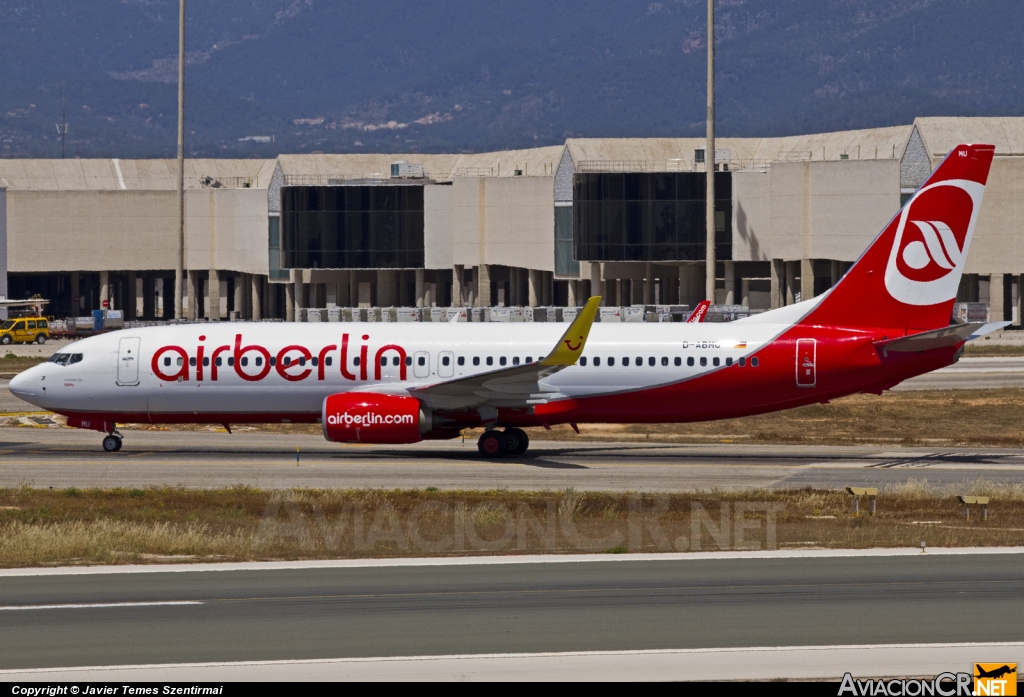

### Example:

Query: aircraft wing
xmin=408 ymin=296 xmax=601 ymax=410
xmin=874 ymin=321 xmax=1010 ymax=356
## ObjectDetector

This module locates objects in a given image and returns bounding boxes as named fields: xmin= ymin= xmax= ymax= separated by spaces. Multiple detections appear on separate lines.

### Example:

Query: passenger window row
xmin=172 ymin=355 xmax=342 ymax=368
xmin=158 ymin=351 xmax=760 ymax=375
xmin=578 ymin=355 xmax=759 ymax=368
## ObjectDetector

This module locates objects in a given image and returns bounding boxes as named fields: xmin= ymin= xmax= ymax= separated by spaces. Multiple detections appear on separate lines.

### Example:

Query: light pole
xmin=174 ymin=0 xmax=186 ymax=320
xmin=55 ymin=87 xmax=67 ymax=159
xmin=705 ymin=0 xmax=716 ymax=303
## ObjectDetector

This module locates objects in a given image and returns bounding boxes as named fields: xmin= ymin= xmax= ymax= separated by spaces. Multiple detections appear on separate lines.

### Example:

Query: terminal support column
xmin=589 ymin=263 xmax=602 ymax=305
xmin=348 ymin=273 xmax=359 ymax=309
xmin=415 ymin=269 xmax=425 ymax=308
xmin=208 ymin=269 xmax=221 ymax=320
xmin=186 ymin=270 xmax=199 ymax=320
xmin=285 ymin=282 xmax=295 ymax=322
xmin=1018 ymin=275 xmax=1024 ymax=326
xmin=801 ymin=259 xmax=815 ymax=301
xmin=233 ymin=274 xmax=245 ymax=319
xmin=377 ymin=270 xmax=395 ymax=307
xmin=142 ymin=277 xmax=155 ymax=319
xmin=452 ymin=265 xmax=464 ymax=306
xmin=293 ymin=277 xmax=305 ymax=319
xmin=126 ymin=271 xmax=137 ymax=320
xmin=831 ymin=260 xmax=842 ymax=287
xmin=528 ymin=269 xmax=539 ymax=307
xmin=478 ymin=264 xmax=491 ymax=307
xmin=99 ymin=271 xmax=110 ymax=310
xmin=990 ymin=274 xmax=1007 ymax=322
xmin=631 ymin=277 xmax=643 ymax=305
xmin=644 ymin=263 xmax=654 ymax=305
xmin=251 ymin=275 xmax=262 ymax=321
xmin=785 ymin=261 xmax=798 ymax=305
xmin=723 ymin=261 xmax=735 ymax=305
xmin=770 ymin=259 xmax=784 ymax=309
xmin=267 ymin=280 xmax=278 ymax=319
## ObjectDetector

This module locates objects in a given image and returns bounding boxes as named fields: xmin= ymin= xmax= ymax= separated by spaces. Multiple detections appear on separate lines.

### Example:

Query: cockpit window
xmin=46 ymin=353 xmax=82 ymax=366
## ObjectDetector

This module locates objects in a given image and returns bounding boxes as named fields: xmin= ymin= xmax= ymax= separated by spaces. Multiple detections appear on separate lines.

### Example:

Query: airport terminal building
xmin=2 ymin=116 xmax=1024 ymax=323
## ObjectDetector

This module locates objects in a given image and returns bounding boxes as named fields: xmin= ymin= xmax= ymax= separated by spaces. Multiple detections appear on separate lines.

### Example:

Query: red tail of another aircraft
xmin=801 ymin=143 xmax=995 ymax=332
xmin=686 ymin=300 xmax=711 ymax=323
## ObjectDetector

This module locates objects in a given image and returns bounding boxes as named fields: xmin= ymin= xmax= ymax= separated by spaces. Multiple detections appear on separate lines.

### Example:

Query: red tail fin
xmin=802 ymin=143 xmax=994 ymax=331
xmin=687 ymin=300 xmax=711 ymax=323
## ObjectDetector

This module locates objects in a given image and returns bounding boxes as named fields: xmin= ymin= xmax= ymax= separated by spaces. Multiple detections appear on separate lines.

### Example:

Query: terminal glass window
xmin=554 ymin=206 xmax=580 ymax=276
xmin=573 ymin=172 xmax=731 ymax=262
xmin=281 ymin=185 xmax=425 ymax=269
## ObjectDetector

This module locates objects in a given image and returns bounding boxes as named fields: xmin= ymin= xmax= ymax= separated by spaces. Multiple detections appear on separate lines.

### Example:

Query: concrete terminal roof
xmin=3 ymin=118 xmax=1024 ymax=191
xmin=566 ymin=125 xmax=913 ymax=168
xmin=0 ymin=158 xmax=276 ymax=191
xmin=277 ymin=145 xmax=565 ymax=181
xmin=915 ymin=117 xmax=1024 ymax=159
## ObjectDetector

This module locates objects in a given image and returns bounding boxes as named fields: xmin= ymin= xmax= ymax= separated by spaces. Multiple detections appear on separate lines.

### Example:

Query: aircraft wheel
xmin=477 ymin=430 xmax=508 ymax=458
xmin=504 ymin=428 xmax=529 ymax=456
xmin=35 ymin=334 xmax=47 ymax=345
xmin=102 ymin=435 xmax=122 ymax=453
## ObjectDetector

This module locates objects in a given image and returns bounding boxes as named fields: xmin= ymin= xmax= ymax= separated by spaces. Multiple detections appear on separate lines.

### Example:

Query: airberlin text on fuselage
xmin=150 ymin=333 xmax=408 ymax=383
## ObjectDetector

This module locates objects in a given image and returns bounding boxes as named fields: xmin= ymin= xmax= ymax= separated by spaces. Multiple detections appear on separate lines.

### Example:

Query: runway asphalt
xmin=0 ymin=551 xmax=1021 ymax=680
xmin=3 ymin=429 xmax=1024 ymax=490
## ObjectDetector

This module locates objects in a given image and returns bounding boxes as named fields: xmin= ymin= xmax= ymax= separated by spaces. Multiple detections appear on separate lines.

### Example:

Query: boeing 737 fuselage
xmin=9 ymin=144 xmax=1003 ymax=456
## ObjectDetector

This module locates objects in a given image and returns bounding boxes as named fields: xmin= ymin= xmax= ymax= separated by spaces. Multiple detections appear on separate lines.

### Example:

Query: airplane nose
xmin=8 ymin=368 xmax=36 ymax=398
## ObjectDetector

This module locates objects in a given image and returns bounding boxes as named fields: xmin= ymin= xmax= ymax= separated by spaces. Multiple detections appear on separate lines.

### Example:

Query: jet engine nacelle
xmin=321 ymin=392 xmax=426 ymax=444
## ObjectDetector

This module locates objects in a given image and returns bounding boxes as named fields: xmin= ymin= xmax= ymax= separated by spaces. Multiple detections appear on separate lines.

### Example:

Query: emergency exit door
xmin=796 ymin=339 xmax=816 ymax=388
xmin=413 ymin=351 xmax=430 ymax=379
xmin=117 ymin=337 xmax=141 ymax=386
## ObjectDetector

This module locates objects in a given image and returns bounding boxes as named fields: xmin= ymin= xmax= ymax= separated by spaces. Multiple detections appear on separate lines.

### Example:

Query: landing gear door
xmin=117 ymin=337 xmax=141 ymax=386
xmin=796 ymin=338 xmax=816 ymax=388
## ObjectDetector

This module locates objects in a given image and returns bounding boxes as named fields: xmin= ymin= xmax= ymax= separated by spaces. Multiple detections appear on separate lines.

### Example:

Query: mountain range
xmin=1 ymin=0 xmax=1021 ymax=159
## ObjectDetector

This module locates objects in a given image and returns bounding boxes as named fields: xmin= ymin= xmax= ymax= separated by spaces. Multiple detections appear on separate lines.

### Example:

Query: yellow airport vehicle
xmin=0 ymin=316 xmax=51 ymax=345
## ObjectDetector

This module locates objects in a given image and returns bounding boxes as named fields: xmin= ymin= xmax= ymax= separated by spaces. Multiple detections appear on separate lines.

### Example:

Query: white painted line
xmin=0 ymin=546 xmax=1022 ymax=577
xmin=3 ymin=642 xmax=1022 ymax=682
xmin=0 ymin=601 xmax=202 ymax=611
xmin=111 ymin=158 xmax=126 ymax=190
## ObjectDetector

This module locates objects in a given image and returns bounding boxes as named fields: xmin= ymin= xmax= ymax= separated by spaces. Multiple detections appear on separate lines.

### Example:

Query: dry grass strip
xmin=1 ymin=483 xmax=1023 ymax=568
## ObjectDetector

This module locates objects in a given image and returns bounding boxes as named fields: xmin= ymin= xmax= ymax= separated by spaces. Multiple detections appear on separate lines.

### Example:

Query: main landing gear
xmin=477 ymin=428 xmax=529 ymax=458
xmin=102 ymin=432 xmax=123 ymax=452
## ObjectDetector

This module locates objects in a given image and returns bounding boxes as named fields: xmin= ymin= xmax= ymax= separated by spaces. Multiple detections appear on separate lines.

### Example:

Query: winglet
xmin=541 ymin=296 xmax=601 ymax=366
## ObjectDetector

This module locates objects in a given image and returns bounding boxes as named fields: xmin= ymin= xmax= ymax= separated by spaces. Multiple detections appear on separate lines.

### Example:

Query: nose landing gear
xmin=477 ymin=428 xmax=529 ymax=458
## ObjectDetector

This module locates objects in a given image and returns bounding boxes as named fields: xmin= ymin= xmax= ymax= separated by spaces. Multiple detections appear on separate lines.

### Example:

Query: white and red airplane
xmin=9 ymin=143 xmax=1005 ymax=456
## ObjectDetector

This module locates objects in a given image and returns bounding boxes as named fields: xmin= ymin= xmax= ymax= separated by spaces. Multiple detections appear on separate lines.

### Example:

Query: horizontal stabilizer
xmin=875 ymin=322 xmax=994 ymax=355
xmin=967 ymin=321 xmax=1012 ymax=340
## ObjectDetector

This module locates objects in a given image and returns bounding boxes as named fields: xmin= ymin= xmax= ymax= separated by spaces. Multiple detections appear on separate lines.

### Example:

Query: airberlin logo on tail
xmin=885 ymin=179 xmax=984 ymax=306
